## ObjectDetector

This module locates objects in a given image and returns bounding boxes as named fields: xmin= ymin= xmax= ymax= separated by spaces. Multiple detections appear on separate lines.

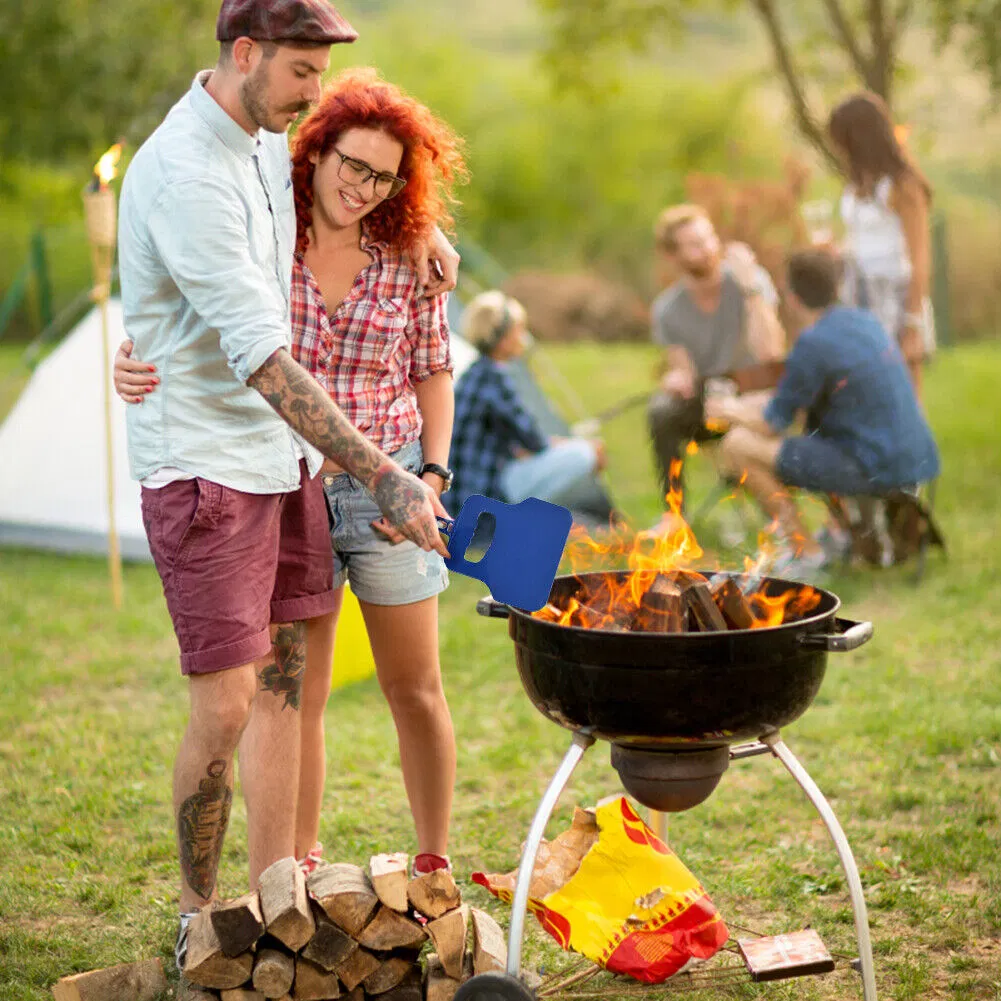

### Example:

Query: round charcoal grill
xmin=456 ymin=571 xmax=881 ymax=1001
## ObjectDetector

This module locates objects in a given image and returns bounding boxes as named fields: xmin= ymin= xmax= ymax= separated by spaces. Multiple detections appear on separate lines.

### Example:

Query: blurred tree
xmin=0 ymin=0 xmax=215 ymax=164
xmin=538 ymin=0 xmax=1001 ymax=167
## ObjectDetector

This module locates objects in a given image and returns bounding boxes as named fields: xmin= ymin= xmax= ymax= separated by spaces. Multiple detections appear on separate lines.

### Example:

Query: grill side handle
xmin=476 ymin=597 xmax=511 ymax=619
xmin=800 ymin=617 xmax=874 ymax=652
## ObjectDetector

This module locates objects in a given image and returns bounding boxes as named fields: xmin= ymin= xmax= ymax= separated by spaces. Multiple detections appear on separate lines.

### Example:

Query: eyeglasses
xmin=330 ymin=148 xmax=407 ymax=200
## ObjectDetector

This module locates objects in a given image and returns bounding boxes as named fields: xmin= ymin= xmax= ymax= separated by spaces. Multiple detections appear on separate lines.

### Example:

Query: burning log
xmin=710 ymin=575 xmax=757 ymax=630
xmin=631 ymin=574 xmax=685 ymax=633
xmin=683 ymin=580 xmax=728 ymax=632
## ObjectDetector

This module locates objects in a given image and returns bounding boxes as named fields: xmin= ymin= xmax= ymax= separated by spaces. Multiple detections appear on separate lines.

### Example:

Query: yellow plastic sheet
xmin=474 ymin=797 xmax=728 ymax=983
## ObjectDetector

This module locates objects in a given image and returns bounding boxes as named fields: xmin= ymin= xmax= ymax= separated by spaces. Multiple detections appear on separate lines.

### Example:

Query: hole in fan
xmin=462 ymin=512 xmax=496 ymax=564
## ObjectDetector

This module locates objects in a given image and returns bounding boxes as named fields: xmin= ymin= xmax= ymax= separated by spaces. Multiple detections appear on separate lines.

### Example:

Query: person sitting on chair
xmin=705 ymin=248 xmax=940 ymax=579
xmin=648 ymin=204 xmax=786 ymax=502
xmin=447 ymin=290 xmax=606 ymax=515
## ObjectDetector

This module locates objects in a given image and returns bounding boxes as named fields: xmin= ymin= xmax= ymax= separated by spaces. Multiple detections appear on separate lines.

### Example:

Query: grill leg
xmin=506 ymin=730 xmax=596 ymax=978
xmin=762 ymin=733 xmax=877 ymax=1001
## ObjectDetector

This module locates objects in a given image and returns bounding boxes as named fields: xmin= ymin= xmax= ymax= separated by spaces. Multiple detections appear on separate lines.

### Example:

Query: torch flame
xmin=94 ymin=144 xmax=123 ymax=188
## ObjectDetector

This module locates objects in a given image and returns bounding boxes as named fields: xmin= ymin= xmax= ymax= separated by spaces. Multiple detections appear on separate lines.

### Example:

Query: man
xmin=117 ymin=0 xmax=457 ymax=976
xmin=447 ymin=290 xmax=606 ymax=514
xmin=706 ymin=249 xmax=940 ymax=578
xmin=648 ymin=204 xmax=786 ymax=500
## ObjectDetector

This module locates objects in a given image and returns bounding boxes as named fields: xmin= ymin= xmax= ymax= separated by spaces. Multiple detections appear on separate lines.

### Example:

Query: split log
xmin=710 ymin=576 xmax=756 ymax=630
xmin=211 ymin=892 xmax=265 ymax=957
xmin=307 ymin=864 xmax=380 ymax=937
xmin=333 ymin=947 xmax=382 ymax=992
xmin=380 ymin=967 xmax=422 ymax=1001
xmin=424 ymin=955 xmax=461 ymax=1001
xmin=221 ymin=991 xmax=266 ymax=1001
xmin=631 ymin=574 xmax=684 ymax=633
xmin=355 ymin=906 xmax=427 ymax=951
xmin=251 ymin=946 xmax=295 ymax=998
xmin=259 ymin=857 xmax=315 ymax=952
xmin=50 ymin=959 xmax=167 ymax=1001
xmin=470 ymin=908 xmax=506 ymax=975
xmin=185 ymin=910 xmax=255 ymax=989
xmin=369 ymin=853 xmax=410 ymax=913
xmin=339 ymin=988 xmax=363 ymax=1001
xmin=292 ymin=956 xmax=341 ymax=1000
xmin=427 ymin=904 xmax=469 ymax=979
xmin=406 ymin=868 xmax=461 ymax=920
xmin=178 ymin=988 xmax=218 ymax=1001
xmin=300 ymin=907 xmax=358 ymax=972
xmin=362 ymin=955 xmax=414 ymax=996
xmin=683 ymin=580 xmax=728 ymax=632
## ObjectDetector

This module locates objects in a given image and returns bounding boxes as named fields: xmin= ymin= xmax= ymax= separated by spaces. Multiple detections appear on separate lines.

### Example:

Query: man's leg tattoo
xmin=258 ymin=622 xmax=306 ymax=710
xmin=178 ymin=759 xmax=233 ymax=899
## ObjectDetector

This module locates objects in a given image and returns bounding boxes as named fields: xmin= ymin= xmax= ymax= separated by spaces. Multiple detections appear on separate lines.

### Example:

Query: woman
xmin=828 ymin=91 xmax=935 ymax=396
xmin=115 ymin=68 xmax=466 ymax=878
xmin=447 ymin=290 xmax=605 ymax=515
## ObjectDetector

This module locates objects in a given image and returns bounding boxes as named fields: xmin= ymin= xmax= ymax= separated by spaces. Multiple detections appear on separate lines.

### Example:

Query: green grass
xmin=2 ymin=342 xmax=1000 ymax=1000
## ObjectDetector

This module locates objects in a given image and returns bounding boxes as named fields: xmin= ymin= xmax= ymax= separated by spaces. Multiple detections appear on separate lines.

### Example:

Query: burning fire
xmin=93 ymin=143 xmax=123 ymax=189
xmin=541 ymin=459 xmax=821 ymax=632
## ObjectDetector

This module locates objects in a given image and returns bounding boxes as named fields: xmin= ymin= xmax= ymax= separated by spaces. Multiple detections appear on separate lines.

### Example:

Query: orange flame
xmin=748 ymin=585 xmax=822 ymax=629
xmin=94 ymin=144 xmax=123 ymax=188
xmin=894 ymin=123 xmax=911 ymax=147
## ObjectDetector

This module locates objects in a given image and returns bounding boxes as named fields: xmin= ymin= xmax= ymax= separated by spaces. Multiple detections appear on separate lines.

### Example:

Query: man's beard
xmin=240 ymin=66 xmax=310 ymax=133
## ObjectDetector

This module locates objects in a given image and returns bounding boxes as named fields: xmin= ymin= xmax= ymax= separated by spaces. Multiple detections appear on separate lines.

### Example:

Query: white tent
xmin=0 ymin=299 xmax=481 ymax=562
xmin=0 ymin=299 xmax=150 ymax=560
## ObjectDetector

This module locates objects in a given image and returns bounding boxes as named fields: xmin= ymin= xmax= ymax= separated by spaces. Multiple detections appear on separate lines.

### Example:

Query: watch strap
xmin=420 ymin=462 xmax=453 ymax=487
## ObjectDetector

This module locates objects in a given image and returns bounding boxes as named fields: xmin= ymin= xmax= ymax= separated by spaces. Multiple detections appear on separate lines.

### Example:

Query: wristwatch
xmin=420 ymin=462 xmax=454 ymax=492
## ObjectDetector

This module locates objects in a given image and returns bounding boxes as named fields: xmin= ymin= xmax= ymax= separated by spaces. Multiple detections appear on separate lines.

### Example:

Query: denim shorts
xmin=776 ymin=435 xmax=877 ymax=496
xmin=322 ymin=440 xmax=449 ymax=606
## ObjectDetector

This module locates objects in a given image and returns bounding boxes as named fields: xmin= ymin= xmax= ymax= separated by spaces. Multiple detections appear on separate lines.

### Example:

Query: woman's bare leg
xmin=294 ymin=595 xmax=343 ymax=860
xmin=360 ymin=596 xmax=454 ymax=855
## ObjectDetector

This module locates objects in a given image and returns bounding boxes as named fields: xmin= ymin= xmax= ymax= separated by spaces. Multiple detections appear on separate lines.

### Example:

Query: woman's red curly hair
xmin=291 ymin=67 xmax=467 ymax=255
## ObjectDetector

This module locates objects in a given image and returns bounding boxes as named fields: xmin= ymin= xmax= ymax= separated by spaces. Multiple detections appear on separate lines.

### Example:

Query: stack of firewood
xmin=182 ymin=854 xmax=506 ymax=1001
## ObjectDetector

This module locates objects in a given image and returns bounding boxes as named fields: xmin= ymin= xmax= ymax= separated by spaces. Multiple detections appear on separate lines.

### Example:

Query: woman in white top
xmin=828 ymin=91 xmax=934 ymax=397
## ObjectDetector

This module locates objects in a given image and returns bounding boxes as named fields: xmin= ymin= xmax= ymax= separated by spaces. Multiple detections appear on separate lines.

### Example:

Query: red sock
xmin=413 ymin=852 xmax=450 ymax=874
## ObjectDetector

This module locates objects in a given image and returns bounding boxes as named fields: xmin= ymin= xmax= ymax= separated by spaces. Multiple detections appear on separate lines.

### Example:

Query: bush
xmin=940 ymin=196 xmax=1001 ymax=342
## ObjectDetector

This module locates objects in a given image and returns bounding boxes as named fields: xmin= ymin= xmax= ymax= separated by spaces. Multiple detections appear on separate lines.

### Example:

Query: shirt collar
xmin=189 ymin=70 xmax=260 ymax=162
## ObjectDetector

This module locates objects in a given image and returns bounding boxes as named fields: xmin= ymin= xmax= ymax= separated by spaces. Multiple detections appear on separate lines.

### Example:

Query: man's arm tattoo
xmin=258 ymin=622 xmax=306 ymax=711
xmin=248 ymin=349 xmax=381 ymax=483
xmin=249 ymin=349 xmax=430 ymax=528
xmin=178 ymin=759 xmax=233 ymax=901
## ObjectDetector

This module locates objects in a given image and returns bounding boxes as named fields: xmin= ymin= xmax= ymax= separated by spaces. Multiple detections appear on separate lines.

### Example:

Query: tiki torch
xmin=83 ymin=143 xmax=124 ymax=610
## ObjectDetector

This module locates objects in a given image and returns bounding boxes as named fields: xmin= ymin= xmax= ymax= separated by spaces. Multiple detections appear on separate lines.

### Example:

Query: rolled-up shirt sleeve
xmin=409 ymin=290 xmax=452 ymax=382
xmin=147 ymin=178 xmax=290 ymax=384
xmin=763 ymin=335 xmax=827 ymax=432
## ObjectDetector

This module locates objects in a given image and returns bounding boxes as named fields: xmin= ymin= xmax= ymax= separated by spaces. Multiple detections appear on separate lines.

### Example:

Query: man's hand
xmin=113 ymin=339 xmax=159 ymax=403
xmin=724 ymin=241 xmax=763 ymax=295
xmin=369 ymin=468 xmax=451 ymax=555
xmin=411 ymin=225 xmax=460 ymax=296
xmin=704 ymin=394 xmax=737 ymax=425
xmin=248 ymin=349 xmax=449 ymax=556
xmin=661 ymin=368 xmax=696 ymax=400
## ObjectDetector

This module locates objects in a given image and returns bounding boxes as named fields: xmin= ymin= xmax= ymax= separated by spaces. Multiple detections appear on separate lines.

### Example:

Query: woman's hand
xmin=114 ymin=339 xmax=158 ymax=404
xmin=420 ymin=470 xmax=447 ymax=497
xmin=411 ymin=225 xmax=460 ymax=296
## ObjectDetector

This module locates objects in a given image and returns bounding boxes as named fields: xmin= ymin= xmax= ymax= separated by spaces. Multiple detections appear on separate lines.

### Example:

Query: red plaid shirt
xmin=291 ymin=231 xmax=452 ymax=455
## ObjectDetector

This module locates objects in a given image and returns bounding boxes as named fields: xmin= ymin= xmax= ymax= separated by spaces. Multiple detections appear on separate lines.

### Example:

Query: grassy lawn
xmin=1 ymin=341 xmax=999 ymax=1001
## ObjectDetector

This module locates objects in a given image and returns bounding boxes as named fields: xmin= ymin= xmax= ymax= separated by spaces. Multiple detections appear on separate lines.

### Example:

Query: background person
xmin=706 ymin=249 xmax=940 ymax=579
xmin=828 ymin=91 xmax=935 ymax=397
xmin=647 ymin=204 xmax=786 ymax=501
xmin=446 ymin=290 xmax=606 ymax=514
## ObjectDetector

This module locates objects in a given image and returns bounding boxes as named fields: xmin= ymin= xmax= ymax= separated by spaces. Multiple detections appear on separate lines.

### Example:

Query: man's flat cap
xmin=216 ymin=0 xmax=358 ymax=45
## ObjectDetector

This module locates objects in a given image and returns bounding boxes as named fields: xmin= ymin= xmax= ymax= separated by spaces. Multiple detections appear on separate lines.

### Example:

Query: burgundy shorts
xmin=141 ymin=461 xmax=337 ymax=675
